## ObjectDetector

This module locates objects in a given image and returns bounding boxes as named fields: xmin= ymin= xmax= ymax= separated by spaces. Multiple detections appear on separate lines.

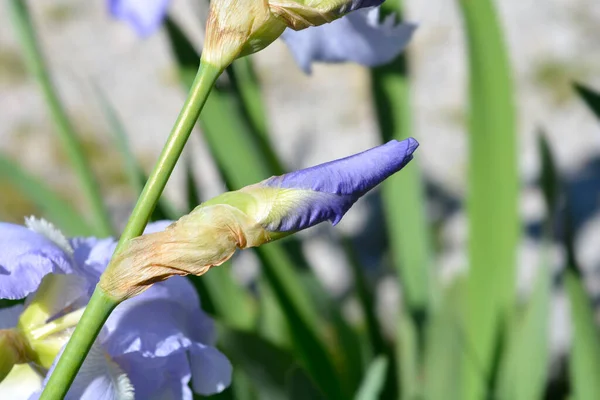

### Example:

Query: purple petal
xmin=103 ymin=277 xmax=215 ymax=357
xmin=0 ymin=223 xmax=74 ymax=300
xmin=188 ymin=343 xmax=232 ymax=396
xmin=0 ymin=304 xmax=24 ymax=329
xmin=260 ymin=138 xmax=418 ymax=231
xmin=115 ymin=351 xmax=192 ymax=400
xmin=108 ymin=0 xmax=170 ymax=37
xmin=282 ymin=7 xmax=415 ymax=73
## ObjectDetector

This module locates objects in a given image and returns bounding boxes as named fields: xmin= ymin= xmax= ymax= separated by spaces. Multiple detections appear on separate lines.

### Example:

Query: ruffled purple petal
xmin=282 ymin=7 xmax=415 ymax=73
xmin=0 ymin=223 xmax=74 ymax=300
xmin=115 ymin=351 xmax=192 ymax=400
xmin=103 ymin=277 xmax=215 ymax=357
xmin=108 ymin=0 xmax=170 ymax=37
xmin=259 ymin=138 xmax=418 ymax=231
xmin=188 ymin=343 xmax=232 ymax=396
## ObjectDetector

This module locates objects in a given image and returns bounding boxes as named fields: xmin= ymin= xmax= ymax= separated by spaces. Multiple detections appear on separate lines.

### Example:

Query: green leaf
xmin=396 ymin=312 xmax=420 ymax=400
xmin=497 ymin=263 xmax=551 ymax=400
xmin=354 ymin=356 xmax=389 ymax=400
xmin=424 ymin=279 xmax=466 ymax=400
xmin=218 ymin=326 xmax=309 ymax=399
xmin=565 ymin=269 xmax=600 ymax=400
xmin=229 ymin=58 xmax=284 ymax=175
xmin=0 ymin=155 xmax=93 ymax=236
xmin=574 ymin=82 xmax=600 ymax=121
xmin=197 ymin=264 xmax=257 ymax=331
xmin=457 ymin=0 xmax=518 ymax=397
xmin=8 ymin=0 xmax=112 ymax=236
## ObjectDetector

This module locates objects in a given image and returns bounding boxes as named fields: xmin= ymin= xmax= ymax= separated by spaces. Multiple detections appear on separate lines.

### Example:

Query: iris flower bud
xmin=100 ymin=138 xmax=418 ymax=300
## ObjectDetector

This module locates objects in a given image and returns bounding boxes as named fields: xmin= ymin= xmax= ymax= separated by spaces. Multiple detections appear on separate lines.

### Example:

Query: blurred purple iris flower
xmin=0 ymin=220 xmax=231 ymax=400
xmin=108 ymin=0 xmax=415 ymax=72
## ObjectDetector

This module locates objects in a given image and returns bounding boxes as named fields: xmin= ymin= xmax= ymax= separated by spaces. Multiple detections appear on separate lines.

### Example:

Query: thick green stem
xmin=39 ymin=62 xmax=222 ymax=399
xmin=8 ymin=0 xmax=113 ymax=236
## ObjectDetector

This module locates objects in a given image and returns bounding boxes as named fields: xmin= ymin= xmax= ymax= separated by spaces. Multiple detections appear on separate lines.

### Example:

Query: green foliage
xmin=458 ymin=0 xmax=519 ymax=398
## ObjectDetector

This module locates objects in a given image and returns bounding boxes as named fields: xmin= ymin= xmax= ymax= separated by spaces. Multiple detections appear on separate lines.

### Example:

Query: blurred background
xmin=1 ymin=0 xmax=600 ymax=398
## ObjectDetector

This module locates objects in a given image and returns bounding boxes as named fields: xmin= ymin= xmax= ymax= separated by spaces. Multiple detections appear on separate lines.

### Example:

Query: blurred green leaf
xmin=354 ymin=356 xmax=389 ymax=400
xmin=0 ymin=155 xmax=93 ymax=236
xmin=538 ymin=131 xmax=560 ymax=215
xmin=497 ymin=263 xmax=551 ymax=400
xmin=565 ymin=269 xmax=600 ymax=400
xmin=343 ymin=237 xmax=386 ymax=358
xmin=287 ymin=366 xmax=326 ymax=400
xmin=574 ymin=82 xmax=600 ymax=121
xmin=424 ymin=279 xmax=466 ymax=400
xmin=229 ymin=58 xmax=284 ymax=175
xmin=185 ymin=157 xmax=201 ymax=210
xmin=372 ymin=0 xmax=432 ymax=318
xmin=196 ymin=264 xmax=257 ymax=331
xmin=457 ymin=0 xmax=518 ymax=397
xmin=397 ymin=312 xmax=420 ymax=400
xmin=218 ymin=327 xmax=311 ymax=399
xmin=8 ymin=0 xmax=112 ymax=236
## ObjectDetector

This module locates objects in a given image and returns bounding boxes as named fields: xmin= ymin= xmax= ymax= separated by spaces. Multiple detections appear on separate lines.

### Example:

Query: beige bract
xmin=202 ymin=0 xmax=361 ymax=69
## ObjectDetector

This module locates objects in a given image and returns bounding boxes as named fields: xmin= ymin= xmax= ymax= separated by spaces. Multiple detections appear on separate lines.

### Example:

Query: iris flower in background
xmin=108 ymin=0 xmax=415 ymax=72
xmin=0 ymin=219 xmax=231 ymax=400
xmin=101 ymin=139 xmax=418 ymax=299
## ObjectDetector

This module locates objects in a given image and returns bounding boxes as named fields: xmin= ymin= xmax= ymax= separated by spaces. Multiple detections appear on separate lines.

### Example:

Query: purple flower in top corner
xmin=281 ymin=7 xmax=416 ymax=73
xmin=0 ymin=219 xmax=231 ymax=400
xmin=108 ymin=0 xmax=170 ymax=36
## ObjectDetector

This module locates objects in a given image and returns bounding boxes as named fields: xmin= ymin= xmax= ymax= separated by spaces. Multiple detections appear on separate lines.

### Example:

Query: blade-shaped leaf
xmin=565 ymin=270 xmax=600 ymax=400
xmin=0 ymin=155 xmax=93 ymax=236
xmin=354 ymin=356 xmax=389 ymax=400
xmin=424 ymin=279 xmax=466 ymax=400
xmin=457 ymin=0 xmax=518 ymax=397
xmin=397 ymin=312 xmax=420 ymax=400
xmin=497 ymin=263 xmax=551 ymax=400
xmin=574 ymin=83 xmax=600 ymax=121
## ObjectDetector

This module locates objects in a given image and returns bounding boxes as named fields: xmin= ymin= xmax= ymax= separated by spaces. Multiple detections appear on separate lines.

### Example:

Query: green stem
xmin=8 ymin=0 xmax=113 ymax=236
xmin=39 ymin=62 xmax=222 ymax=399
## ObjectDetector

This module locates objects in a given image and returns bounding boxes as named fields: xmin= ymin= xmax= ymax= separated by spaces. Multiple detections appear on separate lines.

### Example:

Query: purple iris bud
xmin=281 ymin=7 xmax=416 ymax=73
xmin=259 ymin=138 xmax=418 ymax=231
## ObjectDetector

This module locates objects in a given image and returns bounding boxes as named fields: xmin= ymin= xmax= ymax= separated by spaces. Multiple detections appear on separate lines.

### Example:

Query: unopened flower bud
xmin=100 ymin=139 xmax=418 ymax=300
xmin=202 ymin=0 xmax=386 ymax=69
